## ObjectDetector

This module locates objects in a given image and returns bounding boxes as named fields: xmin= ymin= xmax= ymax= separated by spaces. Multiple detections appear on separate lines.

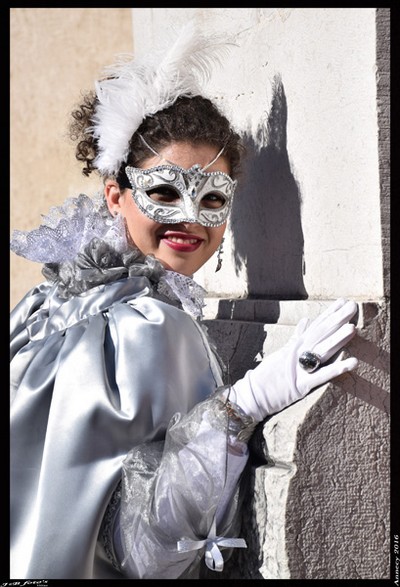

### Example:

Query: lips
xmin=161 ymin=231 xmax=204 ymax=252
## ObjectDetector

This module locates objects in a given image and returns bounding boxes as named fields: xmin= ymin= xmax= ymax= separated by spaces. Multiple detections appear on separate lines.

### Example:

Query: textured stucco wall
xmin=283 ymin=301 xmax=390 ymax=580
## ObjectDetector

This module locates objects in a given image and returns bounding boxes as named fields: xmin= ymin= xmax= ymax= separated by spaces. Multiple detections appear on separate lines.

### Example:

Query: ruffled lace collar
xmin=157 ymin=271 xmax=206 ymax=319
xmin=10 ymin=192 xmax=206 ymax=319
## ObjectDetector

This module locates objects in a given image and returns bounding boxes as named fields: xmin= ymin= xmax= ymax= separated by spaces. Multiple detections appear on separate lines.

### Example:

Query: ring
xmin=299 ymin=351 xmax=322 ymax=373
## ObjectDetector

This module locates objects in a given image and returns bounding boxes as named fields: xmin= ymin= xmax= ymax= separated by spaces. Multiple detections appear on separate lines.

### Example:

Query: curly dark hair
xmin=69 ymin=92 xmax=244 ymax=182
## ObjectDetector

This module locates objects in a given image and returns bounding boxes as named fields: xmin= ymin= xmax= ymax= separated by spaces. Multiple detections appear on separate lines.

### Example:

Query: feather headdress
xmin=90 ymin=21 xmax=235 ymax=176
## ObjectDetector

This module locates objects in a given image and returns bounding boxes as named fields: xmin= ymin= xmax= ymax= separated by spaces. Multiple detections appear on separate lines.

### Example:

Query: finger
xmin=307 ymin=356 xmax=358 ymax=389
xmin=321 ymin=300 xmax=358 ymax=331
xmin=313 ymin=323 xmax=356 ymax=362
xmin=304 ymin=300 xmax=358 ymax=346
xmin=294 ymin=317 xmax=310 ymax=337
xmin=303 ymin=298 xmax=348 ymax=331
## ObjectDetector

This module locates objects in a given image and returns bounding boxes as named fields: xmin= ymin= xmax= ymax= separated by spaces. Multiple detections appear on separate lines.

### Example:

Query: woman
xmin=10 ymin=24 xmax=358 ymax=579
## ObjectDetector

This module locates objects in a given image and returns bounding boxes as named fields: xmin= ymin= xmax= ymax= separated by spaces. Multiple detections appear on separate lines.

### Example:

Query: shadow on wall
xmin=203 ymin=319 xmax=267 ymax=383
xmin=230 ymin=74 xmax=308 ymax=301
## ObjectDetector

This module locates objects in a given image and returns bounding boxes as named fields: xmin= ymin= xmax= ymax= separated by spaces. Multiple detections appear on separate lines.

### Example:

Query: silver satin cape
xmin=10 ymin=274 xmax=249 ymax=579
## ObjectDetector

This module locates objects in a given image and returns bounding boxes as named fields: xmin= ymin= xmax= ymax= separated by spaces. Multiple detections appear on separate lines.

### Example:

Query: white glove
xmin=227 ymin=298 xmax=358 ymax=421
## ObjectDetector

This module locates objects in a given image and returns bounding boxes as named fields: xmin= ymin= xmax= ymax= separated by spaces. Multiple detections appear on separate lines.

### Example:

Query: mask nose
xmin=181 ymin=193 xmax=198 ymax=223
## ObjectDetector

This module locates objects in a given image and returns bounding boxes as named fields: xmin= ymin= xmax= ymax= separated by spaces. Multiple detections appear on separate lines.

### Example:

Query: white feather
xmin=90 ymin=21 xmax=235 ymax=175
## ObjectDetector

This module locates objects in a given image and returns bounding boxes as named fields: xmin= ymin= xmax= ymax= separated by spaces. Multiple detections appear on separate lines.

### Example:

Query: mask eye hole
xmin=201 ymin=193 xmax=227 ymax=209
xmin=146 ymin=186 xmax=181 ymax=205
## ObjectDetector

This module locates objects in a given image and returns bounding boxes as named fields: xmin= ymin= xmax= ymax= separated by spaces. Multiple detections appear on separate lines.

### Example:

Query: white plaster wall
xmin=132 ymin=8 xmax=382 ymax=301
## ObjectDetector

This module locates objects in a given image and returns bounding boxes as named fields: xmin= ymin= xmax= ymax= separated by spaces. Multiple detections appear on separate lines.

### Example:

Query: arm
xmin=228 ymin=298 xmax=358 ymax=420
xmin=110 ymin=393 xmax=254 ymax=579
xmin=102 ymin=298 xmax=358 ymax=579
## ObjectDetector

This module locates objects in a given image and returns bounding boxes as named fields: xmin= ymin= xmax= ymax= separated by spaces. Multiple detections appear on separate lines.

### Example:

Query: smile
xmin=161 ymin=231 xmax=204 ymax=252
xmin=168 ymin=236 xmax=199 ymax=244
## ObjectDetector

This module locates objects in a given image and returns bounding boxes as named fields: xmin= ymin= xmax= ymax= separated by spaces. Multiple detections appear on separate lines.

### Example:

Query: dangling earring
xmin=215 ymin=238 xmax=224 ymax=272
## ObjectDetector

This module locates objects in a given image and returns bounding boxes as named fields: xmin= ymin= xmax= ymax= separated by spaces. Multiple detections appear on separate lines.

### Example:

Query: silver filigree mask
xmin=124 ymin=164 xmax=237 ymax=228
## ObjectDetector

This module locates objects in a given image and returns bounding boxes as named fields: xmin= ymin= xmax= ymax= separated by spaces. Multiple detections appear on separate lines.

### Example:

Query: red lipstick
xmin=161 ymin=231 xmax=204 ymax=253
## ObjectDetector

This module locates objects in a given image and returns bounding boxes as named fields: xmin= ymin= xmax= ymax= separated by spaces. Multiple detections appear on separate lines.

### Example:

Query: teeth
xmin=167 ymin=236 xmax=199 ymax=244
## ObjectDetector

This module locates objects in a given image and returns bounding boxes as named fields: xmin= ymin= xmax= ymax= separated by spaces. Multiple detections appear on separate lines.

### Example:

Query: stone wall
xmin=203 ymin=297 xmax=390 ymax=578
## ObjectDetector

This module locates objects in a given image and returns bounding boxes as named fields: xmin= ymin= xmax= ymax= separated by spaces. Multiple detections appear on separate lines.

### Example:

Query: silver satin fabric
xmin=10 ymin=276 xmax=224 ymax=579
xmin=116 ymin=400 xmax=248 ymax=579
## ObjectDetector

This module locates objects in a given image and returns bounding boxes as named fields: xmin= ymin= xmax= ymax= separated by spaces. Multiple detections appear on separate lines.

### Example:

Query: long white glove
xmin=227 ymin=298 xmax=358 ymax=421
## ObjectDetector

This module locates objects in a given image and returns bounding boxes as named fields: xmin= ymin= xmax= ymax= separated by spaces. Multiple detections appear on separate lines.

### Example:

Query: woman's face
xmin=105 ymin=141 xmax=230 ymax=276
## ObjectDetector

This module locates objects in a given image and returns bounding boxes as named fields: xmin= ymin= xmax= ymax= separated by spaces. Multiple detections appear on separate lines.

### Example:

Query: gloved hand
xmin=226 ymin=298 xmax=358 ymax=421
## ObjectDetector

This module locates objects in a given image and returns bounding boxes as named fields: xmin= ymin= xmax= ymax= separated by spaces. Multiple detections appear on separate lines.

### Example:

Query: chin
xmin=155 ymin=257 xmax=194 ymax=276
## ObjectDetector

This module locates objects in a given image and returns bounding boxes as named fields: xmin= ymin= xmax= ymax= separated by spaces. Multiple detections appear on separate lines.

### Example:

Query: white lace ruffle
xmin=10 ymin=192 xmax=127 ymax=263
xmin=10 ymin=192 xmax=206 ymax=319
xmin=158 ymin=271 xmax=206 ymax=320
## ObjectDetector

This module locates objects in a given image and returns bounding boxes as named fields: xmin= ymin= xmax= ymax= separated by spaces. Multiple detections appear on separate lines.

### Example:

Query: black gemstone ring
xmin=299 ymin=351 xmax=322 ymax=373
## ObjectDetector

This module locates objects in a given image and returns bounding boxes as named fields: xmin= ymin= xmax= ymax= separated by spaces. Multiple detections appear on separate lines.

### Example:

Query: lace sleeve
xmin=105 ymin=392 xmax=256 ymax=579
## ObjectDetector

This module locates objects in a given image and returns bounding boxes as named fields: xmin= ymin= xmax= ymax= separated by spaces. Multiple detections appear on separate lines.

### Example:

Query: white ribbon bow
xmin=177 ymin=519 xmax=247 ymax=572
